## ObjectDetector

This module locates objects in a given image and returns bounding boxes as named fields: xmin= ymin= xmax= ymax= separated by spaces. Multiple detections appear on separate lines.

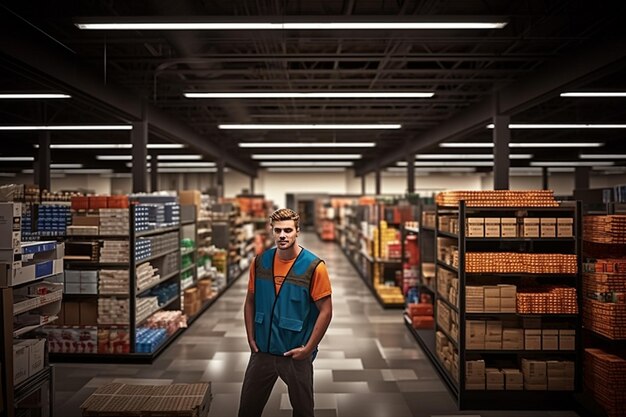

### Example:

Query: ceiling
xmin=1 ymin=0 xmax=626 ymax=177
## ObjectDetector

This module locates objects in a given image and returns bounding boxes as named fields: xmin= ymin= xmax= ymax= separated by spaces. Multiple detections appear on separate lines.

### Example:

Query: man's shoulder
xmin=301 ymin=247 xmax=323 ymax=262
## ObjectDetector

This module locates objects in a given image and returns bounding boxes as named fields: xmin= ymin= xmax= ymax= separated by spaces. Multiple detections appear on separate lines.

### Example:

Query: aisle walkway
xmin=54 ymin=233 xmax=579 ymax=417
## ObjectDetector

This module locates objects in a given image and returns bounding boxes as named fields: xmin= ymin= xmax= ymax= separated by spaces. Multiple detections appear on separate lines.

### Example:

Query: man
xmin=238 ymin=208 xmax=333 ymax=417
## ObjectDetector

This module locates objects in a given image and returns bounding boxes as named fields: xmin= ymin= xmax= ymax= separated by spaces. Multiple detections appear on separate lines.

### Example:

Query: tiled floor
xmin=52 ymin=233 xmax=581 ymax=417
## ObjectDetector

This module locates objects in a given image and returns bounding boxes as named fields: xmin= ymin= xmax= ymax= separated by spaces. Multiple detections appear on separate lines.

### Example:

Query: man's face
xmin=271 ymin=219 xmax=298 ymax=251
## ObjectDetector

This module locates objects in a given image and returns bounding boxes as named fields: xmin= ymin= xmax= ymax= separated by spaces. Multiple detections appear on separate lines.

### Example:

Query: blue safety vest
xmin=254 ymin=247 xmax=323 ymax=358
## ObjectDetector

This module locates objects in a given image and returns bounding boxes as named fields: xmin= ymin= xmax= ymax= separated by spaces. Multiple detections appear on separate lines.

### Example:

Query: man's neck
xmin=276 ymin=243 xmax=301 ymax=260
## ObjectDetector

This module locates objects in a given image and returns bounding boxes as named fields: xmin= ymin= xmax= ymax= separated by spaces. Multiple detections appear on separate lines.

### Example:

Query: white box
xmin=523 ymin=218 xmax=540 ymax=238
xmin=28 ymin=339 xmax=46 ymax=376
xmin=0 ymin=203 xmax=22 ymax=250
xmin=501 ymin=218 xmax=518 ymax=238
xmin=13 ymin=340 xmax=29 ymax=385
xmin=540 ymin=218 xmax=557 ymax=238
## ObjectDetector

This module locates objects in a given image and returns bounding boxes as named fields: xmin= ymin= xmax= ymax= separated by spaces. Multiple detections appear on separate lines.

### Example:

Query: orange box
xmin=412 ymin=316 xmax=435 ymax=329
xmin=107 ymin=195 xmax=129 ymax=208
xmin=408 ymin=303 xmax=433 ymax=317
xmin=88 ymin=196 xmax=108 ymax=210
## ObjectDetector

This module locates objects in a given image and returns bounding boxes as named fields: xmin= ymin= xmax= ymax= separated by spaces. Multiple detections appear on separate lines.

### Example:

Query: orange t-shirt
xmin=247 ymin=254 xmax=332 ymax=302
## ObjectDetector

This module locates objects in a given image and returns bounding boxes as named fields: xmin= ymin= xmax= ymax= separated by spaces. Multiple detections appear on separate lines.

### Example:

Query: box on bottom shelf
xmin=80 ymin=382 xmax=212 ymax=417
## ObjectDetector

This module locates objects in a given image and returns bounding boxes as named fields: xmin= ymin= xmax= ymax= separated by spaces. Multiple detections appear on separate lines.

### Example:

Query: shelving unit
xmin=406 ymin=197 xmax=583 ymax=410
xmin=48 ymin=197 xmax=188 ymax=363
xmin=580 ymin=205 xmax=626 ymax=417
xmin=1 ymin=202 xmax=62 ymax=417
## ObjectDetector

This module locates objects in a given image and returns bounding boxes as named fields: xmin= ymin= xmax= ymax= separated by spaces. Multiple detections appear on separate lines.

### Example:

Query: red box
xmin=71 ymin=196 xmax=89 ymax=211
xmin=88 ymin=196 xmax=108 ymax=210
xmin=107 ymin=195 xmax=129 ymax=208
xmin=407 ymin=303 xmax=433 ymax=317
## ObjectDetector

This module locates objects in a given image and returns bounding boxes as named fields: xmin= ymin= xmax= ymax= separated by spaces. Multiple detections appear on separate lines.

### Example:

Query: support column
xmin=542 ymin=167 xmax=549 ymax=190
xmin=217 ymin=160 xmax=225 ymax=199
xmin=361 ymin=175 xmax=366 ymax=195
xmin=250 ymin=176 xmax=255 ymax=195
xmin=132 ymin=105 xmax=148 ymax=193
xmin=150 ymin=150 xmax=159 ymax=192
xmin=38 ymin=131 xmax=51 ymax=192
xmin=493 ymin=114 xmax=510 ymax=190
xmin=407 ymin=153 xmax=415 ymax=194
xmin=375 ymin=166 xmax=381 ymax=195
xmin=575 ymin=167 xmax=590 ymax=190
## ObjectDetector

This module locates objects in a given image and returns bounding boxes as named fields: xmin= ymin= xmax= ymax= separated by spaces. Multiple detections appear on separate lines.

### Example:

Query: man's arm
xmin=244 ymin=290 xmax=258 ymax=352
xmin=284 ymin=295 xmax=332 ymax=359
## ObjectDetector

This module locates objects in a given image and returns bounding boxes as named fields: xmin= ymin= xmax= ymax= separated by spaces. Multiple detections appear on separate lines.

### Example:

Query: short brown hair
xmin=269 ymin=208 xmax=300 ymax=230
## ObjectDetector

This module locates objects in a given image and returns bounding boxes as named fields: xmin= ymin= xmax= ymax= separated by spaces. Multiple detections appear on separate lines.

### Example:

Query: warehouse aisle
xmin=53 ymin=233 xmax=580 ymax=417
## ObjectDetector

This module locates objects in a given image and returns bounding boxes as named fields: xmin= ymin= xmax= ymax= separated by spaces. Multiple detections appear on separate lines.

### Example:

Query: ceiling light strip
xmin=266 ymin=168 xmax=347 ymax=173
xmin=440 ymin=142 xmax=605 ymax=148
xmin=0 ymin=94 xmax=71 ymax=99
xmin=219 ymin=124 xmax=401 ymax=130
xmin=0 ymin=125 xmax=132 ymax=131
xmin=239 ymin=142 xmax=375 ymax=148
xmin=259 ymin=162 xmax=353 ymax=167
xmin=252 ymin=154 xmax=361 ymax=160
xmin=487 ymin=123 xmax=626 ymax=129
xmin=415 ymin=154 xmax=533 ymax=160
xmin=187 ymin=92 xmax=433 ymax=98
xmin=561 ymin=92 xmax=626 ymax=97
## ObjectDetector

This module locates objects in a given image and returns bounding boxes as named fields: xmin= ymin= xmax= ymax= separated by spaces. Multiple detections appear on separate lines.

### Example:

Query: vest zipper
xmin=267 ymin=246 xmax=305 ymax=353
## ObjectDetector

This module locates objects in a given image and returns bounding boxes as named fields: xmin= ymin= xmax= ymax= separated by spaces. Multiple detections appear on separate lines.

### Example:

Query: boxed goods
xmin=484 ymin=218 xmax=501 ymax=238
xmin=465 ymin=286 xmax=484 ymax=312
xmin=522 ymin=359 xmax=547 ymax=390
xmin=502 ymin=329 xmax=524 ymax=350
xmin=503 ymin=368 xmax=524 ymax=390
xmin=13 ymin=340 xmax=29 ymax=384
xmin=500 ymin=217 xmax=517 ymax=237
xmin=436 ymin=190 xmax=559 ymax=208
xmin=411 ymin=316 xmax=434 ymax=329
xmin=523 ymin=218 xmax=540 ymax=238
xmin=466 ymin=320 xmax=485 ymax=350
xmin=524 ymin=329 xmax=542 ymax=350
xmin=485 ymin=321 xmax=502 ymax=350
xmin=466 ymin=217 xmax=484 ymax=237
xmin=542 ymin=329 xmax=559 ymax=350
xmin=559 ymin=329 xmax=576 ymax=350
xmin=557 ymin=217 xmax=574 ymax=238
xmin=486 ymin=368 xmax=504 ymax=390
xmin=540 ymin=218 xmax=557 ymax=238
xmin=465 ymin=360 xmax=486 ymax=390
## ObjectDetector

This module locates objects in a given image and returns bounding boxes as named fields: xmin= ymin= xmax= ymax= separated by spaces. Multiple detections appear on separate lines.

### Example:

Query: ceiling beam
xmin=356 ymin=38 xmax=626 ymax=175
xmin=0 ymin=21 xmax=255 ymax=176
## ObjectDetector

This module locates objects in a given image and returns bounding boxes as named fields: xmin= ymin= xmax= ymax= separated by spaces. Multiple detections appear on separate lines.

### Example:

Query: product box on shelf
xmin=525 ymin=329 xmax=542 ymax=350
xmin=523 ymin=218 xmax=540 ymax=238
xmin=485 ymin=321 xmax=502 ymax=350
xmin=466 ymin=321 xmax=485 ymax=350
xmin=540 ymin=218 xmax=557 ymax=238
xmin=13 ymin=340 xmax=29 ymax=385
xmin=484 ymin=218 xmax=501 ymax=238
xmin=542 ymin=329 xmax=559 ymax=350
xmin=466 ymin=217 xmax=484 ymax=238
xmin=28 ymin=338 xmax=46 ymax=377
xmin=0 ymin=202 xmax=22 ymax=252
xmin=559 ymin=329 xmax=576 ymax=350
xmin=522 ymin=359 xmax=547 ymax=390
xmin=503 ymin=368 xmax=524 ymax=390
xmin=500 ymin=217 xmax=518 ymax=238
xmin=557 ymin=218 xmax=574 ymax=237
xmin=502 ymin=329 xmax=524 ymax=350
xmin=486 ymin=368 xmax=504 ymax=390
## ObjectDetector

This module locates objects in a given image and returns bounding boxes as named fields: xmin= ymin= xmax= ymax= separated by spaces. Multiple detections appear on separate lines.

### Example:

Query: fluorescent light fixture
xmin=561 ymin=92 xmax=626 ymax=97
xmin=219 ymin=124 xmax=401 ymax=130
xmin=157 ymin=168 xmax=218 ymax=173
xmin=510 ymin=167 xmax=575 ymax=173
xmin=76 ymin=21 xmax=507 ymax=31
xmin=23 ymin=168 xmax=114 ymax=174
xmin=440 ymin=142 xmax=605 ymax=148
xmin=239 ymin=142 xmax=376 ymax=148
xmin=97 ymin=155 xmax=144 ymax=161
xmin=0 ymin=173 xmax=17 ymax=177
xmin=592 ymin=166 xmax=626 ymax=171
xmin=579 ymin=154 xmax=626 ymax=159
xmin=415 ymin=154 xmax=533 ymax=160
xmin=49 ymin=144 xmax=132 ymax=149
xmin=259 ymin=161 xmax=353 ymax=167
xmin=0 ymin=93 xmax=71 ymax=99
xmin=0 ymin=156 xmax=34 ymax=161
xmin=148 ymin=144 xmax=185 ymax=149
xmin=156 ymin=162 xmax=215 ymax=167
xmin=266 ymin=168 xmax=347 ymax=173
xmin=105 ymin=173 xmax=133 ymax=178
xmin=530 ymin=161 xmax=614 ymax=167
xmin=387 ymin=167 xmax=476 ymax=173
xmin=0 ymin=125 xmax=132 ymax=131
xmin=487 ymin=123 xmax=626 ymax=129
xmin=187 ymin=92 xmax=433 ymax=98
xmin=252 ymin=154 xmax=361 ymax=160
xmin=398 ymin=161 xmax=494 ymax=167
xmin=156 ymin=154 xmax=203 ymax=160
xmin=50 ymin=164 xmax=83 ymax=168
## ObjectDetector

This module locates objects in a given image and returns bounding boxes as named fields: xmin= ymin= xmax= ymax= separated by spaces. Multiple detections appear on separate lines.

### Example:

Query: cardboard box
xmin=64 ymin=301 xmax=81 ymax=325
xmin=548 ymin=377 xmax=574 ymax=391
xmin=484 ymin=218 xmax=501 ymax=238
xmin=486 ymin=369 xmax=504 ymax=390
xmin=522 ymin=359 xmax=547 ymax=379
xmin=498 ymin=284 xmax=517 ymax=298
xmin=500 ymin=297 xmax=517 ymax=312
xmin=466 ymin=321 xmax=486 ymax=349
xmin=559 ymin=330 xmax=576 ymax=350
xmin=502 ymin=329 xmax=524 ymax=350
xmin=523 ymin=218 xmax=540 ymax=238
xmin=80 ymin=302 xmax=98 ymax=326
xmin=72 ymin=215 xmax=100 ymax=227
xmin=557 ymin=218 xmax=574 ymax=238
xmin=525 ymin=329 xmax=542 ymax=350
xmin=13 ymin=340 xmax=29 ymax=385
xmin=503 ymin=369 xmax=523 ymax=390
xmin=28 ymin=339 xmax=46 ymax=377
xmin=540 ymin=217 xmax=557 ymax=238
xmin=484 ymin=297 xmax=501 ymax=312
xmin=547 ymin=361 xmax=575 ymax=378
xmin=81 ymin=270 xmax=98 ymax=283
xmin=542 ymin=329 xmax=559 ymax=350
xmin=466 ymin=217 xmax=484 ymax=238
xmin=483 ymin=286 xmax=501 ymax=298
xmin=0 ymin=203 xmax=22 ymax=250
xmin=500 ymin=217 xmax=517 ymax=237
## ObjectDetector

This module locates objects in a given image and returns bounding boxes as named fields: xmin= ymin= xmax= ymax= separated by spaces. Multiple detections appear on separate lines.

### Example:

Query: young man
xmin=238 ymin=208 xmax=333 ymax=417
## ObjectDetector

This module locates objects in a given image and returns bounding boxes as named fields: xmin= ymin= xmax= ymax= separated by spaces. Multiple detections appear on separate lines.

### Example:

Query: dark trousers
xmin=238 ymin=352 xmax=314 ymax=417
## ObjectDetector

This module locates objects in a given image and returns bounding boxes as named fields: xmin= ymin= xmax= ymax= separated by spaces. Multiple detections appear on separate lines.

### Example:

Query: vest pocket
xmin=278 ymin=317 xmax=303 ymax=332
xmin=255 ymin=312 xmax=264 ymax=324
